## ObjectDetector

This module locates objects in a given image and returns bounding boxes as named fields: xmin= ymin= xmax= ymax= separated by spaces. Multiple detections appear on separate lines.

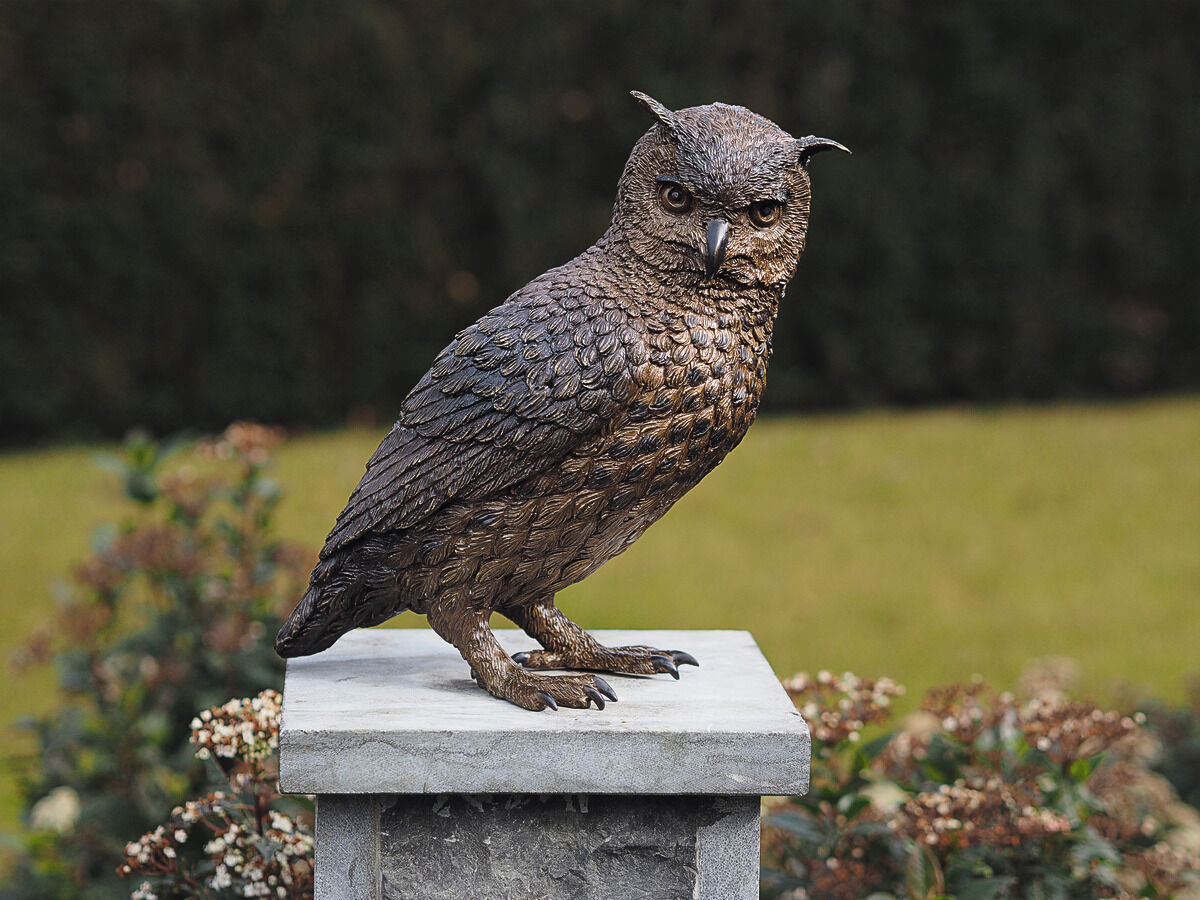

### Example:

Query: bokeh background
xmin=3 ymin=1 xmax=1199 ymax=443
xmin=1 ymin=1 xmax=1199 ymax=892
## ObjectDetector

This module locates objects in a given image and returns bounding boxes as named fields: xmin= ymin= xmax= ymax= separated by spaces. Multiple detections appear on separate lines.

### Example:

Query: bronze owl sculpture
xmin=276 ymin=91 xmax=846 ymax=711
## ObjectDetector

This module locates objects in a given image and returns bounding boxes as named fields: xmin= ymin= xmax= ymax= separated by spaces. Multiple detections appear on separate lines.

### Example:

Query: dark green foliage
xmin=1 ymin=2 xmax=1198 ymax=444
xmin=1 ymin=427 xmax=309 ymax=899
xmin=1142 ymin=688 xmax=1200 ymax=811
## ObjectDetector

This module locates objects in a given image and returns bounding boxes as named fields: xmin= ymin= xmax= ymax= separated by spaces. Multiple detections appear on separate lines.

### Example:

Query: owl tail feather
xmin=274 ymin=543 xmax=402 ymax=658
xmin=274 ymin=588 xmax=335 ymax=658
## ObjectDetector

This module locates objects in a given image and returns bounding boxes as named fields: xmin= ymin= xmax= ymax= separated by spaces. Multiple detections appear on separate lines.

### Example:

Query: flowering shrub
xmin=4 ymin=425 xmax=310 ymax=900
xmin=763 ymin=667 xmax=1200 ymax=900
xmin=118 ymin=690 xmax=313 ymax=899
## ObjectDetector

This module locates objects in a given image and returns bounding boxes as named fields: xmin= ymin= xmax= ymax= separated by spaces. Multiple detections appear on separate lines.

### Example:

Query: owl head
xmin=613 ymin=91 xmax=847 ymax=291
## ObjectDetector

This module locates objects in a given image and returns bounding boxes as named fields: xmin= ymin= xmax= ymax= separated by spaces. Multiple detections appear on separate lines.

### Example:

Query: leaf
xmin=1026 ymin=874 xmax=1070 ymax=900
xmin=859 ymin=731 xmax=897 ymax=763
xmin=923 ymin=733 xmax=964 ymax=782
xmin=1068 ymin=754 xmax=1101 ymax=782
xmin=760 ymin=866 xmax=806 ymax=899
xmin=87 ymin=521 xmax=119 ymax=554
xmin=906 ymin=843 xmax=944 ymax=899
xmin=955 ymin=876 xmax=1015 ymax=900
xmin=837 ymin=791 xmax=872 ymax=819
xmin=1069 ymin=829 xmax=1119 ymax=868
xmin=849 ymin=821 xmax=898 ymax=841
xmin=91 ymin=452 xmax=130 ymax=480
xmin=764 ymin=809 xmax=827 ymax=845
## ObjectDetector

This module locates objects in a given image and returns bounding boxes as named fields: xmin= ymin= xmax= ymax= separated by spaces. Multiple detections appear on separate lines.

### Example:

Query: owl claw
xmin=593 ymin=676 xmax=618 ymax=702
xmin=511 ymin=651 xmax=530 ymax=665
xmin=651 ymin=654 xmax=680 ymax=679
xmin=671 ymin=651 xmax=700 ymax=668
xmin=583 ymin=686 xmax=606 ymax=710
xmin=537 ymin=691 xmax=558 ymax=711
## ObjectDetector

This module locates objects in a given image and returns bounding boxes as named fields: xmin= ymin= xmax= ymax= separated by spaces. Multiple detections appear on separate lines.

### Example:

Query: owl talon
xmin=511 ymin=651 xmax=530 ymax=665
xmin=651 ymin=654 xmax=680 ymax=679
xmin=671 ymin=651 xmax=700 ymax=668
xmin=495 ymin=670 xmax=620 ymax=712
xmin=593 ymin=676 xmax=618 ymax=702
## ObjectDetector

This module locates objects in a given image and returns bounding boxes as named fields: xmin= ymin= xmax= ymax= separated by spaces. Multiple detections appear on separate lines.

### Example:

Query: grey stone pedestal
xmin=280 ymin=629 xmax=809 ymax=899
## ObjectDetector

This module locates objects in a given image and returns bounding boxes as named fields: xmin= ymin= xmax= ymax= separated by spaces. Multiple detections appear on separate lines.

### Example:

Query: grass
xmin=2 ymin=397 xmax=1198 ymax=834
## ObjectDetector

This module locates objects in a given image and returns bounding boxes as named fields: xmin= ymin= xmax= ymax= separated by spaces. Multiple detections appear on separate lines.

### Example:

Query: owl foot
xmin=427 ymin=607 xmax=618 ymax=712
xmin=482 ymin=669 xmax=619 ymax=711
xmin=512 ymin=646 xmax=699 ymax=678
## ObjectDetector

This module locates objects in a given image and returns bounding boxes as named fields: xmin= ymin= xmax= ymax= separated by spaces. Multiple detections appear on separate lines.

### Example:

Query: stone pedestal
xmin=280 ymin=629 xmax=809 ymax=899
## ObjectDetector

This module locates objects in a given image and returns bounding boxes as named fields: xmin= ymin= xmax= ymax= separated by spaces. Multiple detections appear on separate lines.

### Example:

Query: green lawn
xmin=2 ymin=397 xmax=1199 ymax=834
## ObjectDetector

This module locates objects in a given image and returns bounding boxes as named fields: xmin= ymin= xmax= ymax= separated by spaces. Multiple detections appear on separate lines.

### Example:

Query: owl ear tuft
xmin=630 ymin=91 xmax=684 ymax=140
xmin=793 ymin=135 xmax=851 ymax=168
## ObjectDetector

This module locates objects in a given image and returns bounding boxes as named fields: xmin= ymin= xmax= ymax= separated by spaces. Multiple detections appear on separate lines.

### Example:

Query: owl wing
xmin=318 ymin=287 xmax=636 ymax=559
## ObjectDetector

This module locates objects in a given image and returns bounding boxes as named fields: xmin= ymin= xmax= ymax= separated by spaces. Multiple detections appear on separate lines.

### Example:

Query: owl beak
xmin=705 ymin=219 xmax=729 ymax=278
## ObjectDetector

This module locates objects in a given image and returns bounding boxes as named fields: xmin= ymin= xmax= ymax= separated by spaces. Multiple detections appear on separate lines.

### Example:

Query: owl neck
xmin=596 ymin=228 xmax=783 ymax=329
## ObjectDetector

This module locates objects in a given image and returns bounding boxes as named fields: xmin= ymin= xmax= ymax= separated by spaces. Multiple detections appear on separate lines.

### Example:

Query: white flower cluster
xmin=121 ymin=792 xmax=313 ymax=899
xmin=190 ymin=689 xmax=282 ymax=763
xmin=202 ymin=813 xmax=313 ymax=897
xmin=121 ymin=693 xmax=314 ymax=898
xmin=120 ymin=794 xmax=221 ymax=875
xmin=29 ymin=785 xmax=81 ymax=834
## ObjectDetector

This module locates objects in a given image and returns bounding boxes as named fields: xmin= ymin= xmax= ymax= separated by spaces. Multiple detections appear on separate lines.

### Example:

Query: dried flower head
xmin=783 ymin=670 xmax=905 ymax=747
xmin=920 ymin=682 xmax=1017 ymax=746
xmin=1017 ymin=656 xmax=1082 ymax=703
xmin=1089 ymin=759 xmax=1190 ymax=845
xmin=158 ymin=466 xmax=219 ymax=520
xmin=197 ymin=422 xmax=284 ymax=466
xmin=894 ymin=775 xmax=1071 ymax=852
xmin=1020 ymin=697 xmax=1138 ymax=765
xmin=1123 ymin=841 xmax=1200 ymax=896
xmin=801 ymin=853 xmax=892 ymax=900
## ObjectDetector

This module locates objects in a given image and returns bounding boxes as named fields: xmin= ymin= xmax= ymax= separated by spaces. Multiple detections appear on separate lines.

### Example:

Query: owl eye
xmin=749 ymin=199 xmax=783 ymax=228
xmin=657 ymin=181 xmax=693 ymax=215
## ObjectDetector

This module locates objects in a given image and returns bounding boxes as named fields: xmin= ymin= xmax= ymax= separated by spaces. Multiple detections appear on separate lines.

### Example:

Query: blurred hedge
xmin=2 ymin=1 xmax=1198 ymax=444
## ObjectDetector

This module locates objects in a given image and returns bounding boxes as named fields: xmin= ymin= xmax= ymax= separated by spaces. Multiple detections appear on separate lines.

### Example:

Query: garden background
xmin=1 ymin=1 xmax=1198 ymax=896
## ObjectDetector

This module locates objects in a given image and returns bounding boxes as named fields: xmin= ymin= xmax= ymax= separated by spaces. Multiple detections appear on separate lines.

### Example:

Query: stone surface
xmin=378 ymin=794 xmax=757 ymax=900
xmin=312 ymin=794 xmax=760 ymax=900
xmin=280 ymin=628 xmax=808 ymax=796
xmin=695 ymin=796 xmax=761 ymax=898
xmin=315 ymin=796 xmax=379 ymax=897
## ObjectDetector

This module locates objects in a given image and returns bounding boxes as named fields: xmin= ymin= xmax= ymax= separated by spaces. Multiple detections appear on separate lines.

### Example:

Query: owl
xmin=275 ymin=91 xmax=847 ymax=711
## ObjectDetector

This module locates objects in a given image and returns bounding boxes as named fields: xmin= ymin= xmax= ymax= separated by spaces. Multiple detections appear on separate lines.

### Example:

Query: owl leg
xmin=425 ymin=600 xmax=616 ymax=712
xmin=504 ymin=598 xmax=698 ymax=678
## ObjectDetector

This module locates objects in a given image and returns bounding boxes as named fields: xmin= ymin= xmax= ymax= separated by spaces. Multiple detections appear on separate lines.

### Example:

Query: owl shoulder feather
xmin=317 ymin=269 xmax=645 ymax=558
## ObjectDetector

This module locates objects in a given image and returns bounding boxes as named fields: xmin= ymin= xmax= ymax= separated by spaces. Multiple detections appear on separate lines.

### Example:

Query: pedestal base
xmin=282 ymin=630 xmax=809 ymax=899
xmin=317 ymin=793 xmax=759 ymax=900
